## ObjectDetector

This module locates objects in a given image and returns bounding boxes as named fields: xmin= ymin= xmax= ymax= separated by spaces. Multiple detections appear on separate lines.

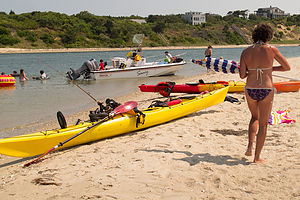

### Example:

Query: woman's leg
xmin=245 ymin=91 xmax=259 ymax=156
xmin=254 ymin=90 xmax=274 ymax=163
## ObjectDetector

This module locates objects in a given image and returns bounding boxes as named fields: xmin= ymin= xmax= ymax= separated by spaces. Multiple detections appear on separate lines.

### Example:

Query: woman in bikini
xmin=239 ymin=24 xmax=290 ymax=163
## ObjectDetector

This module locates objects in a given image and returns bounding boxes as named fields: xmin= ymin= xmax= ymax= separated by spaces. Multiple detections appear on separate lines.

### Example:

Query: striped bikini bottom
xmin=246 ymin=88 xmax=273 ymax=101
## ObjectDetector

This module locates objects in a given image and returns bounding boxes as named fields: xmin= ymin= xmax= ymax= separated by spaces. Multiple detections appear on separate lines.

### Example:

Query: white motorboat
xmin=90 ymin=57 xmax=185 ymax=80
xmin=66 ymin=34 xmax=185 ymax=80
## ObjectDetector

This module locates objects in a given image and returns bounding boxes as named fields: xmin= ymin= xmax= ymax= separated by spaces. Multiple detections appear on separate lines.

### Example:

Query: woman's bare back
xmin=241 ymin=44 xmax=275 ymax=88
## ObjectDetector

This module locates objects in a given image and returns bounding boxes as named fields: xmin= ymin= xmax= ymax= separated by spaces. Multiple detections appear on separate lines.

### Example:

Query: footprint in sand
xmin=31 ymin=177 xmax=62 ymax=186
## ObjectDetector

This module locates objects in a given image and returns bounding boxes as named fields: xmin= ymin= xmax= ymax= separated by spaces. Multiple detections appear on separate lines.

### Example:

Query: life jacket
xmin=127 ymin=51 xmax=133 ymax=58
xmin=134 ymin=54 xmax=141 ymax=62
xmin=120 ymin=63 xmax=126 ymax=69
xmin=154 ymin=81 xmax=175 ymax=97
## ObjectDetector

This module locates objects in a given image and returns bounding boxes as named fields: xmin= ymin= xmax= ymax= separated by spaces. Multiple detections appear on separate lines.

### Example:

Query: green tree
xmin=0 ymin=26 xmax=10 ymax=35
xmin=152 ymin=22 xmax=165 ymax=33
xmin=9 ymin=10 xmax=15 ymax=15
xmin=249 ymin=14 xmax=259 ymax=21
xmin=40 ymin=33 xmax=55 ymax=45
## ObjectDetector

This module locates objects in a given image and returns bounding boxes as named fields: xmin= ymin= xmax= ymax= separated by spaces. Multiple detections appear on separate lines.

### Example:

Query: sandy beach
xmin=0 ymin=57 xmax=299 ymax=199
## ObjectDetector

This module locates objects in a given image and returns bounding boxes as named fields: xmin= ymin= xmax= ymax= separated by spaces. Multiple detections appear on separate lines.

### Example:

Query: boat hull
xmin=0 ymin=87 xmax=228 ymax=157
xmin=91 ymin=61 xmax=185 ymax=79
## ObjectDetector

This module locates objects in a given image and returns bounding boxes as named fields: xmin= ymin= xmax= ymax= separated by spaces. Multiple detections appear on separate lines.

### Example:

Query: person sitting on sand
xmin=19 ymin=69 xmax=29 ymax=81
xmin=239 ymin=23 xmax=291 ymax=163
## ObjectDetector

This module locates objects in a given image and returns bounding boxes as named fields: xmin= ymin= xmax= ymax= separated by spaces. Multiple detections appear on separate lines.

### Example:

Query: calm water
xmin=0 ymin=46 xmax=299 ymax=137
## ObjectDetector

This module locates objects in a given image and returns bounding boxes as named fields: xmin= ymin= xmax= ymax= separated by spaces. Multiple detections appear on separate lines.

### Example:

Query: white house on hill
xmin=184 ymin=12 xmax=206 ymax=25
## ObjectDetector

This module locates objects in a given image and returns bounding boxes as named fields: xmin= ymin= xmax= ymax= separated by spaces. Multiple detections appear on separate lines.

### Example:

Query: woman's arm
xmin=272 ymin=47 xmax=291 ymax=72
xmin=24 ymin=73 xmax=29 ymax=80
xmin=239 ymin=52 xmax=247 ymax=79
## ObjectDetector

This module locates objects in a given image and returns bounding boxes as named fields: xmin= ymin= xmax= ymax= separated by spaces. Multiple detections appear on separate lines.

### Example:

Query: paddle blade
xmin=113 ymin=101 xmax=138 ymax=115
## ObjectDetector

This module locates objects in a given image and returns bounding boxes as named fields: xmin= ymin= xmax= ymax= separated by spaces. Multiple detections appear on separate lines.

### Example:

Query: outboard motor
xmin=67 ymin=58 xmax=98 ymax=80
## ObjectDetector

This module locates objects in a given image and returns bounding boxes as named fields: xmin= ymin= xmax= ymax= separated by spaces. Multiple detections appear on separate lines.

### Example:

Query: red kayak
xmin=139 ymin=81 xmax=201 ymax=94
xmin=139 ymin=80 xmax=300 ymax=96
xmin=138 ymin=80 xmax=243 ymax=96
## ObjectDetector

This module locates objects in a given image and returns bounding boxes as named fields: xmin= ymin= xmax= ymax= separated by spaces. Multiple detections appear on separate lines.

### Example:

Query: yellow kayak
xmin=0 ymin=87 xmax=229 ymax=157
xmin=197 ymin=81 xmax=245 ymax=93
xmin=227 ymin=81 xmax=246 ymax=92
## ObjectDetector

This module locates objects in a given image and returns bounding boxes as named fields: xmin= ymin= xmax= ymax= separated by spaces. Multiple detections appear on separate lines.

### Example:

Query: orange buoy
xmin=0 ymin=75 xmax=16 ymax=87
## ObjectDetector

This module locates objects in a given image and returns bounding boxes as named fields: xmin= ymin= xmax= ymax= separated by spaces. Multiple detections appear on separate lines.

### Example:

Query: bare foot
xmin=245 ymin=148 xmax=252 ymax=156
xmin=253 ymin=158 xmax=265 ymax=164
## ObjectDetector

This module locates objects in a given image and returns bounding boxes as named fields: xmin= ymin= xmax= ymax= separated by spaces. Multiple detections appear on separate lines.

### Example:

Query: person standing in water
xmin=239 ymin=24 xmax=290 ymax=163
xmin=204 ymin=45 xmax=213 ymax=57
xmin=19 ymin=69 xmax=29 ymax=81
xmin=39 ymin=70 xmax=47 ymax=79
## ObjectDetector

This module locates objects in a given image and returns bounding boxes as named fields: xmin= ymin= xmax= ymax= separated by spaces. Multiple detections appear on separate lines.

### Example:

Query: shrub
xmin=40 ymin=33 xmax=55 ymax=44
xmin=0 ymin=26 xmax=10 ymax=35
xmin=152 ymin=22 xmax=165 ymax=33
xmin=24 ymin=31 xmax=37 ymax=42
xmin=0 ymin=35 xmax=19 ymax=45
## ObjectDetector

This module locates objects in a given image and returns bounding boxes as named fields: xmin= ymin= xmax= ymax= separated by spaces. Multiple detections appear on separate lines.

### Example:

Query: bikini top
xmin=247 ymin=41 xmax=273 ymax=85
xmin=252 ymin=41 xmax=272 ymax=48
xmin=247 ymin=67 xmax=273 ymax=85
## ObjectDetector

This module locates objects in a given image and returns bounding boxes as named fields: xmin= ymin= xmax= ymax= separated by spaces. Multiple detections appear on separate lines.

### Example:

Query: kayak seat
xmin=186 ymin=79 xmax=205 ymax=86
xmin=57 ymin=111 xmax=67 ymax=129
xmin=186 ymin=83 xmax=199 ymax=86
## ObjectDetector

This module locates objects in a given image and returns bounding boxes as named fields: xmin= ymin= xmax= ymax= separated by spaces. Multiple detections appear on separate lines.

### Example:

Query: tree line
xmin=0 ymin=10 xmax=299 ymax=48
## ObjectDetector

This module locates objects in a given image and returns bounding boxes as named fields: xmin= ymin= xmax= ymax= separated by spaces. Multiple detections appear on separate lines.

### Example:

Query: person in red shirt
xmin=99 ymin=59 xmax=105 ymax=70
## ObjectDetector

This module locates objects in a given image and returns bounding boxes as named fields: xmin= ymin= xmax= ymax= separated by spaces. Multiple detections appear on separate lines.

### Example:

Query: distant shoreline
xmin=0 ymin=44 xmax=299 ymax=54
